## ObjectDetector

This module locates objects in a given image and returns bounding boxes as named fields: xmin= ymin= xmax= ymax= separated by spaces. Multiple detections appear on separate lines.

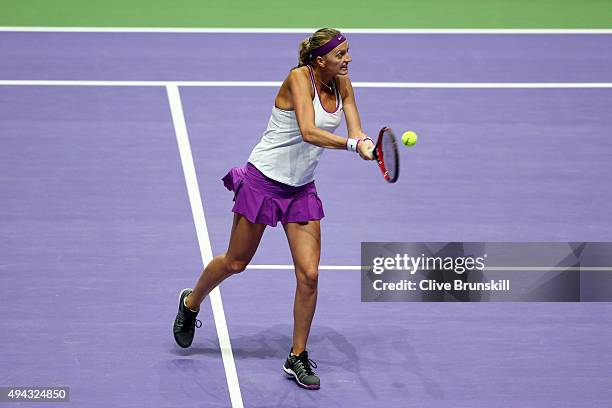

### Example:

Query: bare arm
xmin=338 ymin=75 xmax=368 ymax=140
xmin=288 ymin=69 xmax=374 ymax=159
xmin=338 ymin=76 xmax=374 ymax=159
xmin=288 ymin=69 xmax=349 ymax=149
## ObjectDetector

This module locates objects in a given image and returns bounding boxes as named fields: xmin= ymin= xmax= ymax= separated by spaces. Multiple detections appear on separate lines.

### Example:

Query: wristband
xmin=346 ymin=138 xmax=359 ymax=153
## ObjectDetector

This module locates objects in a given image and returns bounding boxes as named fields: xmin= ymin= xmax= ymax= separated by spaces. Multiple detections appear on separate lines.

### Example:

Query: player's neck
xmin=312 ymin=69 xmax=335 ymax=93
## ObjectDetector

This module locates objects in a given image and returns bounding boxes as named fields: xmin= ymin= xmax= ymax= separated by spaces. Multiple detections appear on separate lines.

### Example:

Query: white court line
xmin=484 ymin=267 xmax=612 ymax=271
xmin=247 ymin=265 xmax=363 ymax=270
xmin=1 ymin=80 xmax=612 ymax=88
xmin=1 ymin=27 xmax=611 ymax=34
xmin=166 ymin=85 xmax=243 ymax=408
xmin=248 ymin=265 xmax=612 ymax=271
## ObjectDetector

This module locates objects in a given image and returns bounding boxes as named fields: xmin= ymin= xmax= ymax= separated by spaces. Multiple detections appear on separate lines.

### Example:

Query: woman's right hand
xmin=358 ymin=138 xmax=375 ymax=160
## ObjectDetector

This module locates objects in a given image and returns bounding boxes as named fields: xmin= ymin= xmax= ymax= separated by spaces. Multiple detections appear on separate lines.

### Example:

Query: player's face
xmin=326 ymin=41 xmax=351 ymax=76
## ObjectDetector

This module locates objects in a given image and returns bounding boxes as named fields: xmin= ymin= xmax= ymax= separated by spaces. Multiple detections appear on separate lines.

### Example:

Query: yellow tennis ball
xmin=402 ymin=131 xmax=418 ymax=147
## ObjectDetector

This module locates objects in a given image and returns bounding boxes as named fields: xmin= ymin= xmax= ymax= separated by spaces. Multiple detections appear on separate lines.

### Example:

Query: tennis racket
xmin=371 ymin=126 xmax=400 ymax=183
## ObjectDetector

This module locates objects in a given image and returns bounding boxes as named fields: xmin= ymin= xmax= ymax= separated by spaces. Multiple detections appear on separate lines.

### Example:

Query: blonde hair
xmin=297 ymin=28 xmax=342 ymax=67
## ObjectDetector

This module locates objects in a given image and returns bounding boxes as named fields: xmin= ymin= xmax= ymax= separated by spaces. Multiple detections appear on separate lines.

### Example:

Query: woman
xmin=173 ymin=28 xmax=374 ymax=390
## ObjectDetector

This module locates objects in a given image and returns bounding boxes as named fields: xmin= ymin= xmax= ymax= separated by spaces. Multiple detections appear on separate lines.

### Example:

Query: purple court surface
xmin=2 ymin=32 xmax=612 ymax=407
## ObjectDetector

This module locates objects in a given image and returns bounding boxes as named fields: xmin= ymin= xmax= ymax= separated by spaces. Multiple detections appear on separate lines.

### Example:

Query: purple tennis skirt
xmin=222 ymin=162 xmax=324 ymax=227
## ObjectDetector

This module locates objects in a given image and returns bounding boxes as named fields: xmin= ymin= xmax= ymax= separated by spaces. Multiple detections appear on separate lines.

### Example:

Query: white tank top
xmin=248 ymin=66 xmax=343 ymax=186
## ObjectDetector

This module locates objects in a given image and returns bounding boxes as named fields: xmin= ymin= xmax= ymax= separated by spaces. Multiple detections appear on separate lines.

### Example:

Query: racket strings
xmin=381 ymin=133 xmax=398 ymax=180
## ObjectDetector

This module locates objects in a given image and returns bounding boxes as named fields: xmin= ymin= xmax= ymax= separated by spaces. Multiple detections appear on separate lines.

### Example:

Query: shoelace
xmin=296 ymin=353 xmax=317 ymax=376
xmin=176 ymin=313 xmax=202 ymax=329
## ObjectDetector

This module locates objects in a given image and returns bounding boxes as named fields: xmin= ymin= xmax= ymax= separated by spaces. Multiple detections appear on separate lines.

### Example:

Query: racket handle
xmin=370 ymin=146 xmax=378 ymax=161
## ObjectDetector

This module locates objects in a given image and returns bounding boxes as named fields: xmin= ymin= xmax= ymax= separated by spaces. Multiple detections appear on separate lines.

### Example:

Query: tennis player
xmin=173 ymin=28 xmax=374 ymax=390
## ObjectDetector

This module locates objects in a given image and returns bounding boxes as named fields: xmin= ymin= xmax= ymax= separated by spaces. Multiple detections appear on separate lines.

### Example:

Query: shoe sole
xmin=173 ymin=288 xmax=194 ymax=348
xmin=282 ymin=365 xmax=320 ymax=390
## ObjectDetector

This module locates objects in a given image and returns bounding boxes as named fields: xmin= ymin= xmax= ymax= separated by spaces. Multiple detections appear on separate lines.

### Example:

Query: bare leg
xmin=185 ymin=214 xmax=266 ymax=310
xmin=283 ymin=220 xmax=321 ymax=355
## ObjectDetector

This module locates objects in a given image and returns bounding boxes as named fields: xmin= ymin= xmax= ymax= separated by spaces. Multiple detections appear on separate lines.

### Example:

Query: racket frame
xmin=373 ymin=126 xmax=400 ymax=183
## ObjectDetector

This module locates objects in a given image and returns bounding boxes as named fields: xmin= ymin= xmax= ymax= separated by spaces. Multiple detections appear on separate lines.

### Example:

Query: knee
xmin=225 ymin=257 xmax=249 ymax=274
xmin=297 ymin=267 xmax=319 ymax=289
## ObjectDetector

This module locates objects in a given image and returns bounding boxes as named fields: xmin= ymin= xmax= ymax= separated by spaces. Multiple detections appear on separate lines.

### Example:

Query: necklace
xmin=319 ymin=79 xmax=334 ymax=93
xmin=314 ymin=73 xmax=334 ymax=93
